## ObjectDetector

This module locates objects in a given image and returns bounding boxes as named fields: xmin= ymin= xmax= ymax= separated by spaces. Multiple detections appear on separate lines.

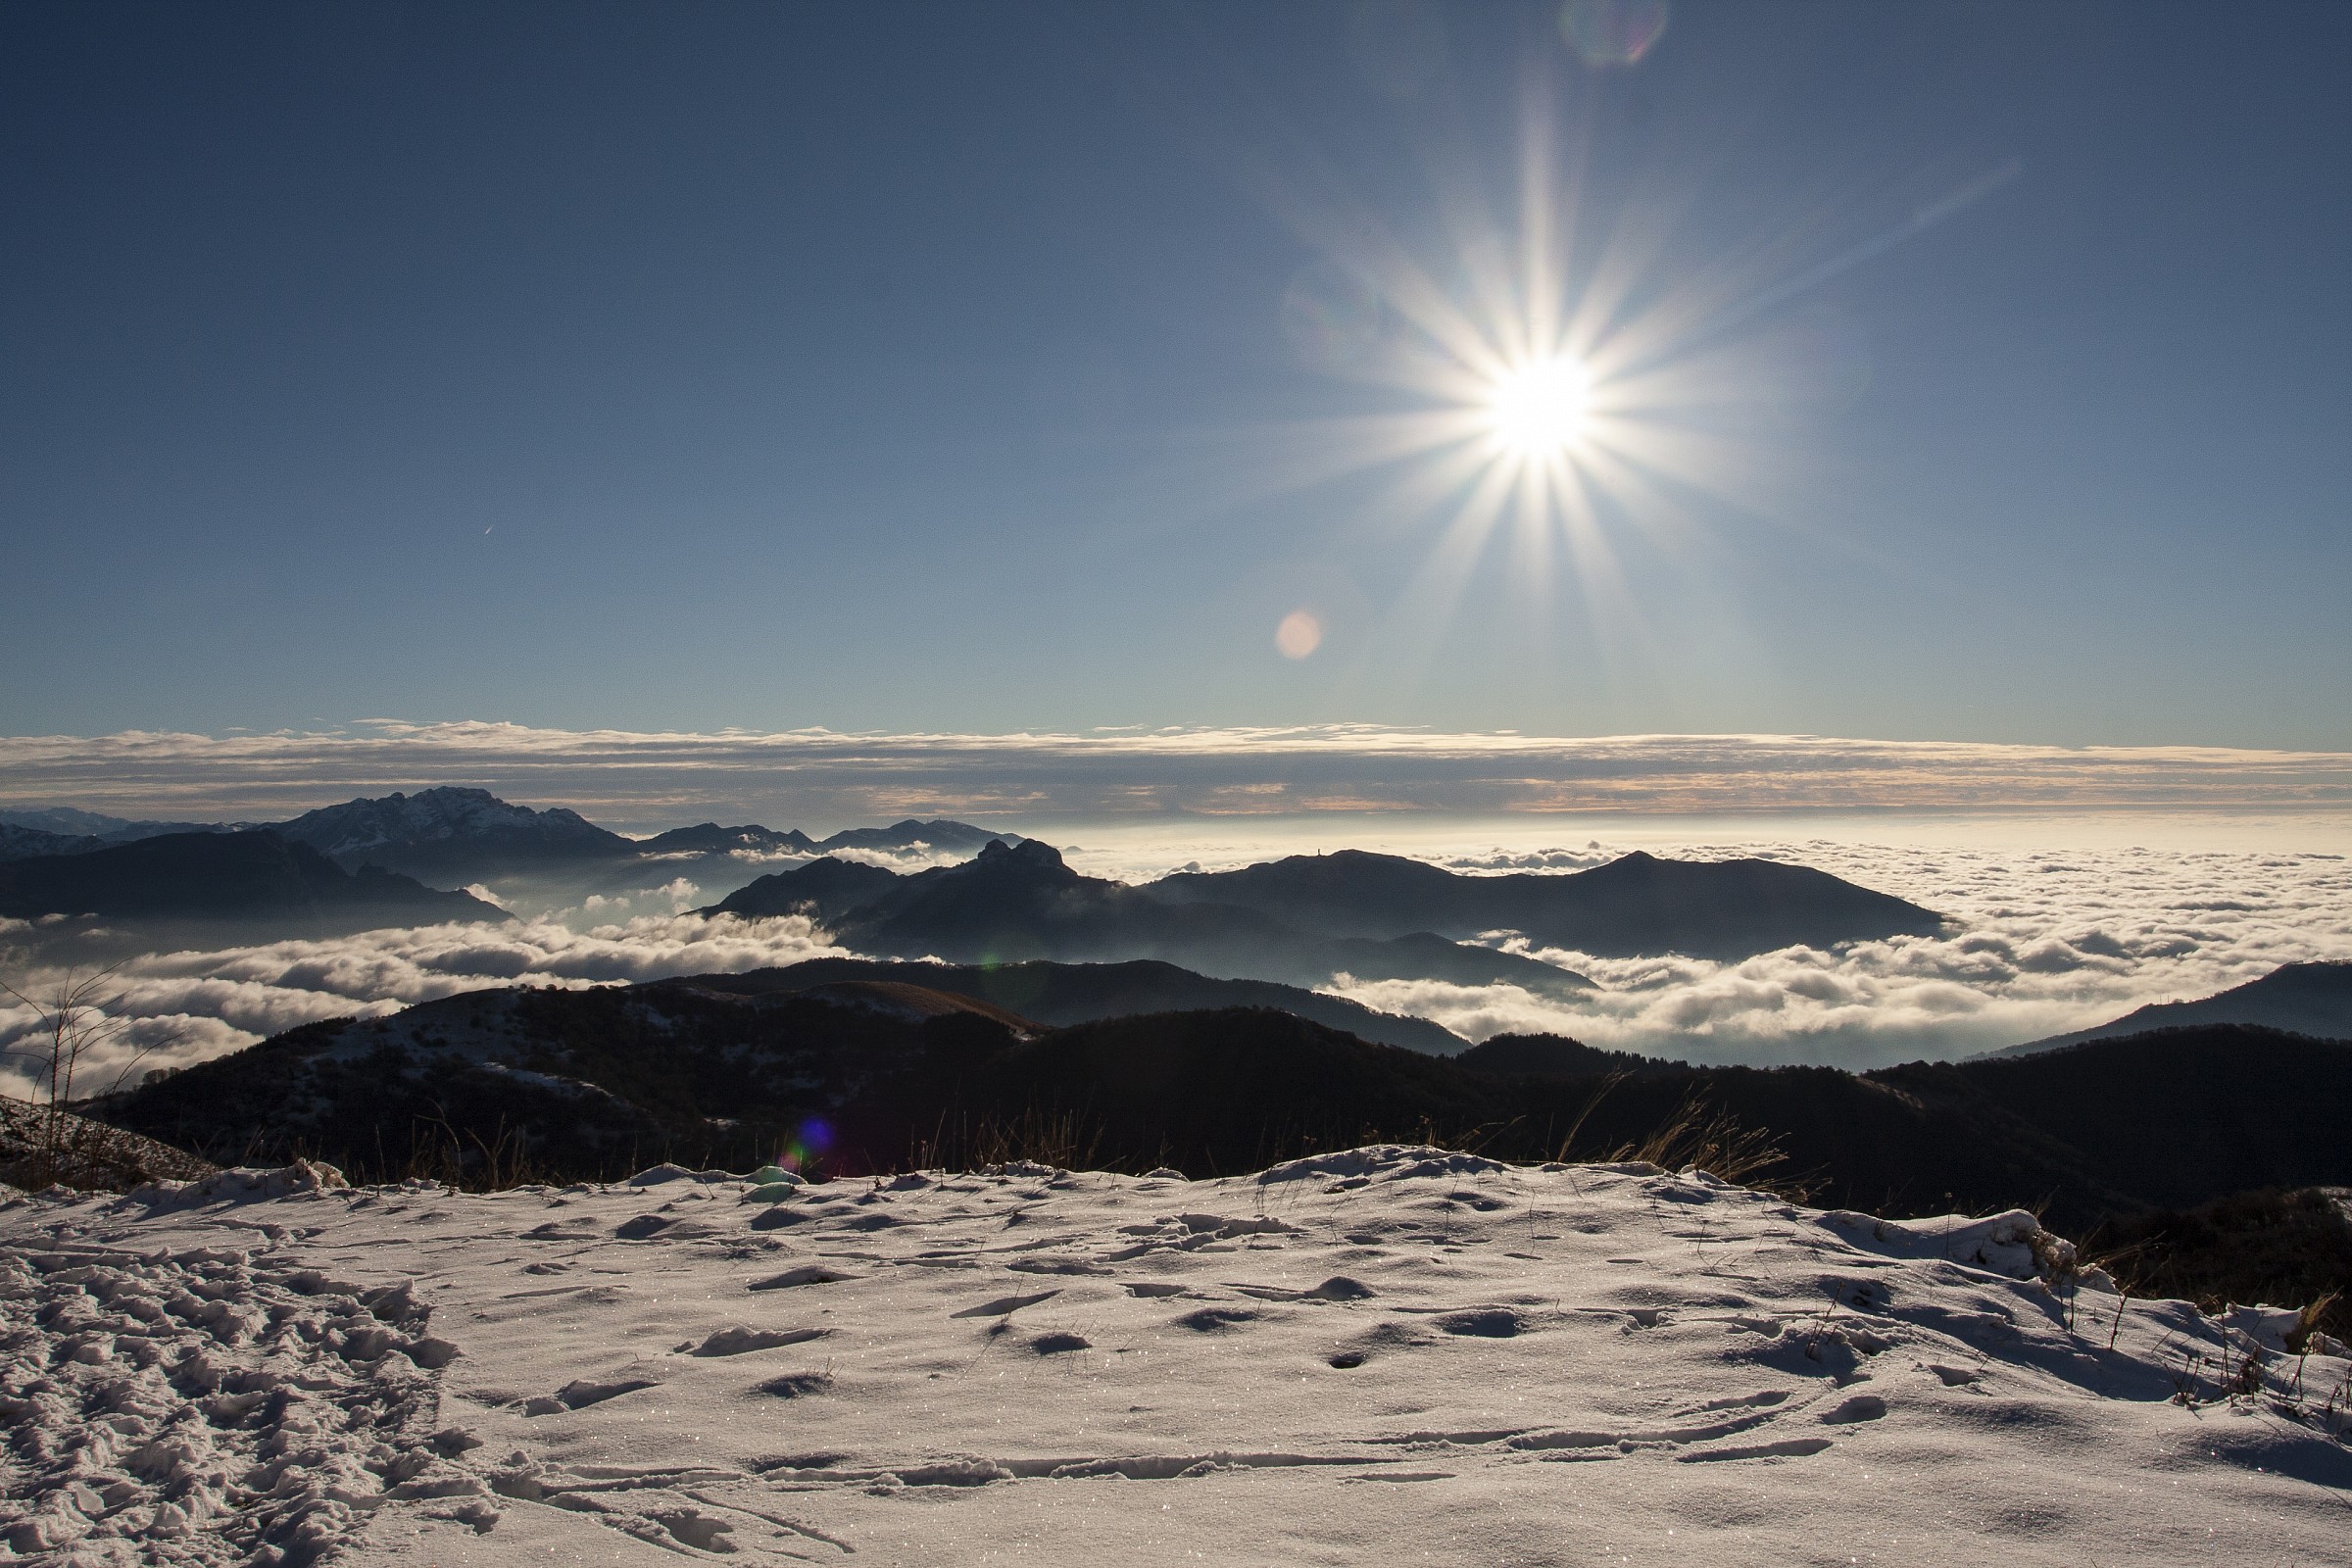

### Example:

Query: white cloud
xmin=1 ymin=822 xmax=2345 ymax=1090
xmin=1325 ymin=834 xmax=2352 ymax=1067
xmin=0 ymin=913 xmax=841 ymax=1100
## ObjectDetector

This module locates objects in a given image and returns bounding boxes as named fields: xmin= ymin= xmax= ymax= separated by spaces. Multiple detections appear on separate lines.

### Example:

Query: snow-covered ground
xmin=4 ymin=1150 xmax=2347 ymax=1565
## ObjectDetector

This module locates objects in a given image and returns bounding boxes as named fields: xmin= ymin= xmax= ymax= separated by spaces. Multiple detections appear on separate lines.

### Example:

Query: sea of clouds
xmin=3 ymin=822 xmax=2347 ymax=1094
xmin=1324 ymin=837 xmax=2352 ymax=1067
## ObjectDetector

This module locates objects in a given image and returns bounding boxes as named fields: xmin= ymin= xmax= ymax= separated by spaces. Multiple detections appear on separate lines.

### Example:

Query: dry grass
xmin=2 ymin=964 xmax=190 ymax=1187
xmin=1587 ymin=1094 xmax=1807 ymax=1199
xmin=906 ymin=1107 xmax=1105 ymax=1175
xmin=0 ymin=1098 xmax=213 ymax=1191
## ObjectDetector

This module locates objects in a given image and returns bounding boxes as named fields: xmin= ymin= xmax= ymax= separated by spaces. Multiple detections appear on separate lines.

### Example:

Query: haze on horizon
xmin=3 ymin=0 xmax=2347 ymax=756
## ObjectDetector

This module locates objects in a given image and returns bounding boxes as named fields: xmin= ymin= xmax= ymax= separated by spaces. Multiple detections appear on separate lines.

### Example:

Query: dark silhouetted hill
xmin=1145 ymin=848 xmax=1945 ymax=958
xmin=1986 ymin=962 xmax=2352 ymax=1057
xmin=0 ymin=830 xmax=505 ymax=944
xmin=709 ymin=843 xmax=1697 ymax=997
xmin=637 ymin=822 xmax=819 ymax=857
xmin=1453 ymin=1033 xmax=1680 ymax=1077
xmin=710 ymin=857 xmax=905 ymax=919
xmin=690 ymin=956 xmax=1468 ymax=1054
xmin=94 ymin=971 xmax=2352 ymax=1233
xmin=813 ymin=818 xmax=1014 ymax=855
xmin=0 ymin=811 xmax=234 ymax=861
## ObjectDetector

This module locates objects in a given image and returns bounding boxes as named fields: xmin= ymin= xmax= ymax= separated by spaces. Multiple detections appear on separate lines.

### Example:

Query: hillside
xmin=1988 ymin=960 xmax=2352 ymax=1056
xmin=1144 ymin=847 xmax=1946 ymax=957
xmin=694 ymin=956 xmax=1469 ymax=1054
xmin=94 ymin=973 xmax=2352 ymax=1234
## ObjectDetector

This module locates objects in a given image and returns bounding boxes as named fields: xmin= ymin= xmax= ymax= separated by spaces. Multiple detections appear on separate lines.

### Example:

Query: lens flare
xmin=1560 ymin=0 xmax=1670 ymax=68
xmin=1275 ymin=609 xmax=1324 ymax=659
xmin=776 ymin=1117 xmax=834 ymax=1174
xmin=1486 ymin=356 xmax=1590 ymax=457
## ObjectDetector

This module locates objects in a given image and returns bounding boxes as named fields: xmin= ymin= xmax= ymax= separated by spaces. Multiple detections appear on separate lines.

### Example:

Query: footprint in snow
xmin=749 ymin=1265 xmax=858 ymax=1290
xmin=1679 ymin=1437 xmax=1835 ymax=1462
xmin=692 ymin=1326 xmax=830 ymax=1356
xmin=1175 ymin=1306 xmax=1256 ymax=1332
xmin=951 ymin=1291 xmax=1059 ymax=1319
xmin=1231 ymin=1276 xmax=1376 ymax=1303
xmin=615 ymin=1214 xmax=718 ymax=1241
xmin=1822 ymin=1395 xmax=1887 ymax=1423
xmin=1436 ymin=1309 xmax=1522 ymax=1338
xmin=756 ymin=1371 xmax=834 ymax=1398
xmin=521 ymin=1377 xmax=658 ymax=1415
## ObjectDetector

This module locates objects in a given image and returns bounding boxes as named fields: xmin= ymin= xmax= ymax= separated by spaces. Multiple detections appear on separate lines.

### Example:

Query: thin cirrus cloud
xmin=1 ymin=721 xmax=2348 ymax=826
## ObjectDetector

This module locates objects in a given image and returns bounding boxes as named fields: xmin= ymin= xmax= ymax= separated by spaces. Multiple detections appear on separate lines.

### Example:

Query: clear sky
xmin=4 ymin=0 xmax=2346 ymax=750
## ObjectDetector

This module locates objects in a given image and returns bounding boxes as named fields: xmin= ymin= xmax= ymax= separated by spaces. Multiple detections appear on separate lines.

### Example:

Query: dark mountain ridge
xmin=0 ymin=830 xmax=505 ymax=945
xmin=1146 ymin=848 xmax=1947 ymax=957
xmin=92 ymin=965 xmax=2352 ymax=1236
xmin=710 ymin=838 xmax=1935 ymax=993
xmin=636 ymin=823 xmax=820 ymax=857
xmin=1987 ymin=961 xmax=2352 ymax=1057
xmin=688 ymin=956 xmax=1467 ymax=1054
xmin=0 ymin=813 xmax=235 ymax=862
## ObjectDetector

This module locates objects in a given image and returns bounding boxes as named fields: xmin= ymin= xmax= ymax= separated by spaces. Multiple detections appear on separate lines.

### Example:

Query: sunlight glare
xmin=1487 ymin=355 xmax=1591 ymax=458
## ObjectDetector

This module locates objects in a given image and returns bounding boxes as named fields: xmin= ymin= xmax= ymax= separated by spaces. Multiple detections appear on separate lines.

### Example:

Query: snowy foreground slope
xmin=3 ymin=1152 xmax=2348 ymax=1566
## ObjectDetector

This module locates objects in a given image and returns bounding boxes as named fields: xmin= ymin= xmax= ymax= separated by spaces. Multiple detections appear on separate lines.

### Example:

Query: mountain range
xmin=0 ymin=809 xmax=234 ymax=860
xmin=688 ymin=956 xmax=1467 ymax=1054
xmin=95 ymin=969 xmax=2352 ymax=1236
xmin=0 ymin=829 xmax=504 ymax=946
xmin=0 ymin=788 xmax=1014 ymax=878
xmin=708 ymin=836 xmax=1937 ymax=991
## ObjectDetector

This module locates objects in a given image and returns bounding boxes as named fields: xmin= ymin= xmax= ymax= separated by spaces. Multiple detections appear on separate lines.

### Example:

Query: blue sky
xmin=4 ymin=0 xmax=2346 ymax=750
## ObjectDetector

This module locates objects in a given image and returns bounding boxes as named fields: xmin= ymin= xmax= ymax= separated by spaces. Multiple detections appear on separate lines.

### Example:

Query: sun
xmin=1485 ymin=355 xmax=1591 ymax=459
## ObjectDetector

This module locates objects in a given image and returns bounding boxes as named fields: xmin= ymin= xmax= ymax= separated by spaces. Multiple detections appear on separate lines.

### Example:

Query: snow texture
xmin=2 ymin=1149 xmax=2347 ymax=1564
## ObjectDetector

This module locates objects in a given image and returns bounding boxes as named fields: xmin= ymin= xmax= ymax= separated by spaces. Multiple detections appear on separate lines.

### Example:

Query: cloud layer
xmin=1329 ymin=836 xmax=2352 ymax=1067
xmin=0 ymin=913 xmax=840 ymax=1101
xmin=4 ymin=721 xmax=2349 ymax=827
xmin=4 ymin=828 xmax=2346 ymax=1090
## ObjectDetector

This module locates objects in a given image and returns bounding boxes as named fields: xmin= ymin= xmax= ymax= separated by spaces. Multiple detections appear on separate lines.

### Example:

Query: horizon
xmin=6 ymin=720 xmax=2352 ymax=833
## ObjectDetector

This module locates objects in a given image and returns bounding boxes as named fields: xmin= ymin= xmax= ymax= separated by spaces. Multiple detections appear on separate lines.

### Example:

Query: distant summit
xmin=0 ymin=808 xmax=234 ymax=861
xmin=636 ymin=822 xmax=820 ymax=857
xmin=641 ymin=817 xmax=1013 ymax=859
xmin=271 ymin=787 xmax=635 ymax=878
xmin=811 ymin=818 xmax=1013 ymax=856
